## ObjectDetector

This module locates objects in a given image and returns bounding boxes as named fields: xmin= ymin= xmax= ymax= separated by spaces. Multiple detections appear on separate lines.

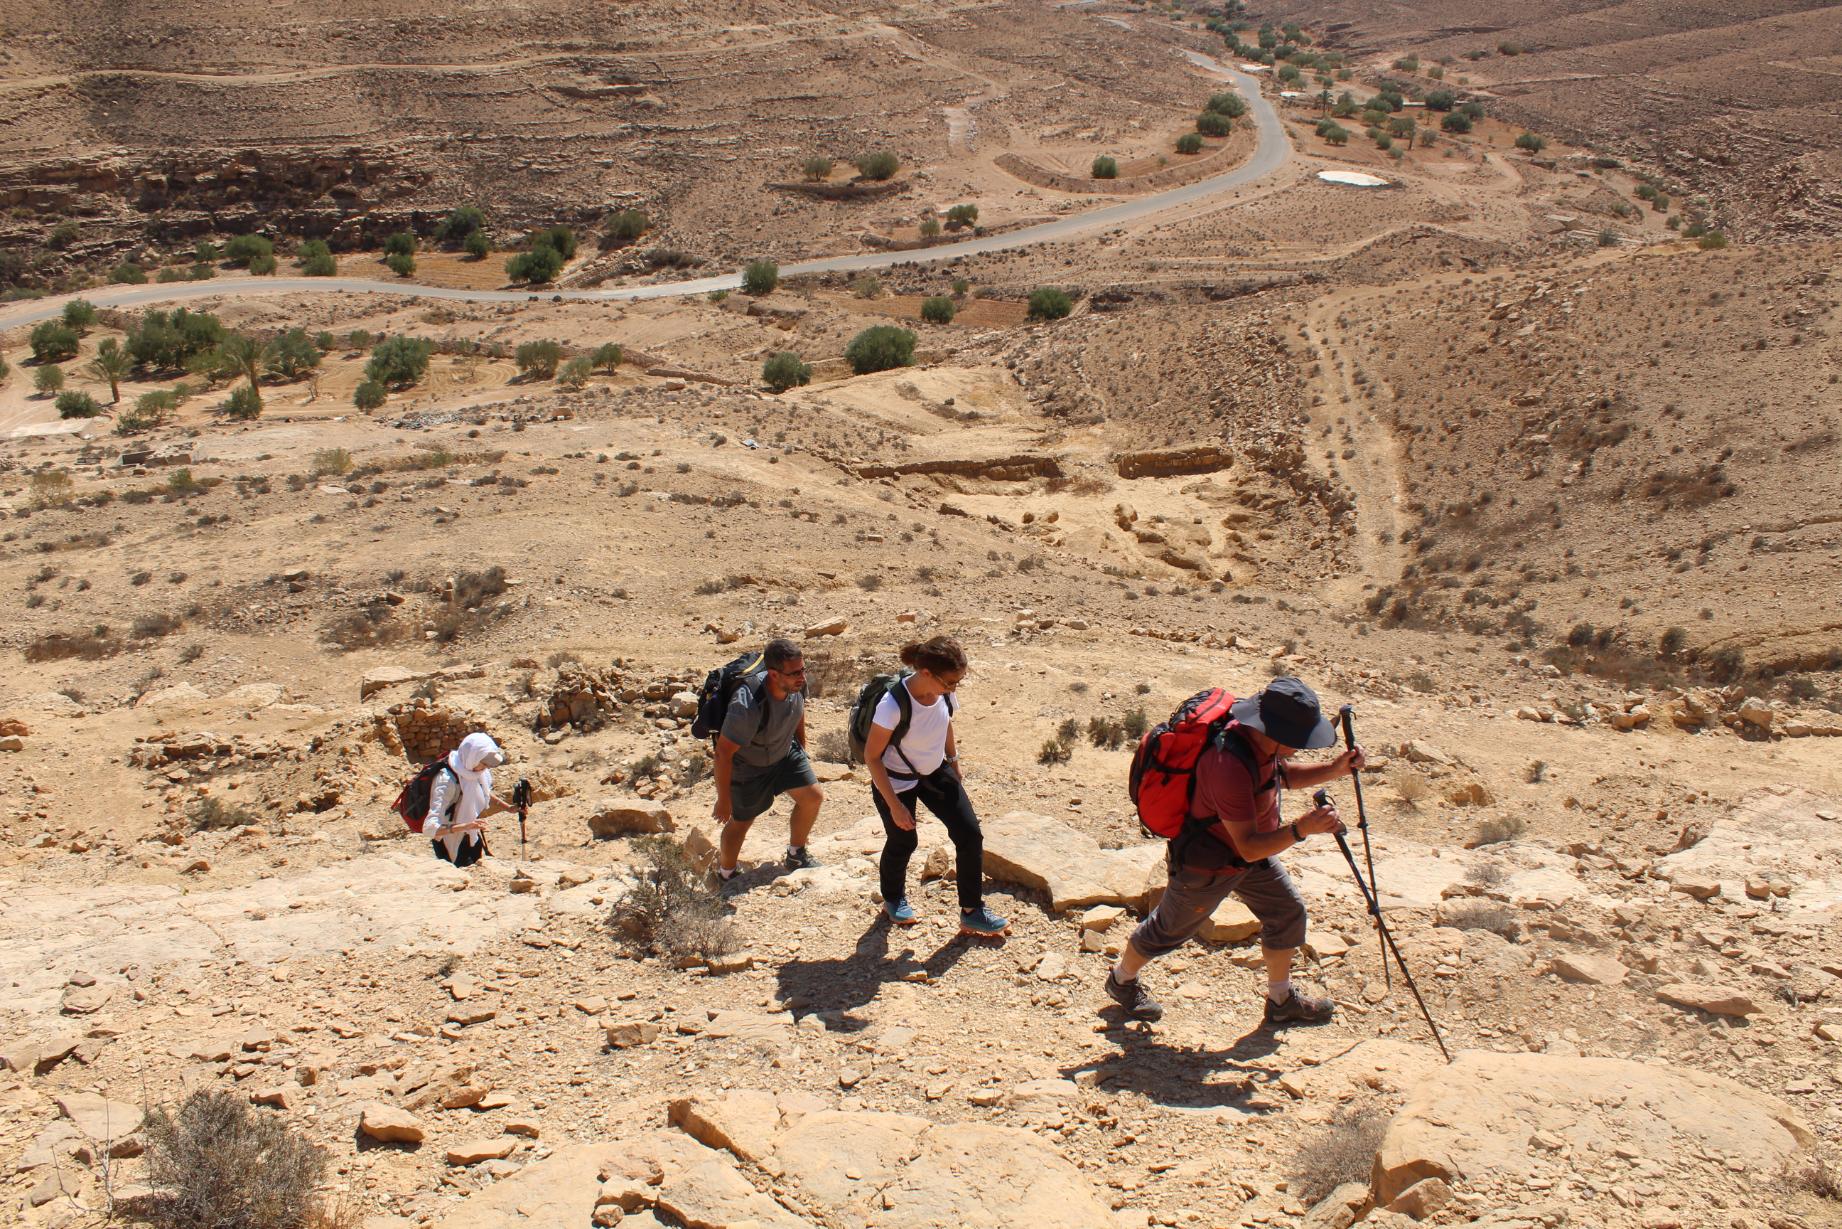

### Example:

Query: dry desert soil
xmin=1 ymin=3 xmax=1840 ymax=1229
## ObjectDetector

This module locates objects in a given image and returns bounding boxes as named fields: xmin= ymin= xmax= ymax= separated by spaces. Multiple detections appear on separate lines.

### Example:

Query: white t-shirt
xmin=871 ymin=679 xmax=954 ymax=779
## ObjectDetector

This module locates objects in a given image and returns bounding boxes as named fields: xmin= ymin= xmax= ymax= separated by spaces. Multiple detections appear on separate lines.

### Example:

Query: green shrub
xmin=110 ymin=262 xmax=148 ymax=284
xmin=920 ymin=295 xmax=956 ymax=324
xmin=1028 ymin=287 xmax=1074 ymax=320
xmin=297 ymin=239 xmax=336 ymax=276
xmin=194 ymin=239 xmax=220 ymax=263
xmin=353 ymin=380 xmax=386 ymax=410
xmin=515 ymin=339 xmax=563 ymax=379
xmin=56 ymin=390 xmax=100 ymax=418
xmin=558 ymin=356 xmax=593 ymax=388
xmin=802 ymin=156 xmax=834 ymax=182
xmin=1197 ymin=110 xmax=1232 ymax=137
xmin=222 ymin=384 xmax=261 ymax=420
xmin=851 ymin=274 xmax=882 ymax=299
xmin=1698 ymin=231 xmax=1729 ymax=250
xmin=945 ymin=203 xmax=979 ymax=229
xmin=223 ymin=234 xmax=273 ymax=267
xmin=604 ymin=209 xmax=648 ymax=244
xmin=742 ymin=259 xmax=779 ymax=296
xmin=127 ymin=307 xmax=225 ymax=371
xmin=365 ymin=336 xmax=433 ymax=388
xmin=437 ymin=206 xmax=486 ymax=244
xmin=537 ymin=226 xmax=577 ymax=259
xmin=1176 ymin=132 xmax=1203 ymax=154
xmin=506 ymin=243 xmax=564 ymax=283
xmin=1514 ymin=132 xmax=1546 ymax=154
xmin=952 ymin=278 xmax=970 ymax=297
xmin=383 ymin=231 xmax=417 ymax=257
xmin=591 ymin=343 xmax=623 ymax=372
xmin=1091 ymin=155 xmax=1119 ymax=179
xmin=855 ymin=151 xmax=900 ymax=181
xmin=62 ymin=299 xmax=96 ymax=331
xmin=762 ymin=351 xmax=812 ymax=392
xmin=188 ymin=262 xmax=216 ymax=280
xmin=1460 ymin=101 xmax=1485 ymax=120
xmin=920 ymin=217 xmax=941 ymax=239
xmin=844 ymin=325 xmax=916 ymax=374
xmin=463 ymin=230 xmax=490 ymax=259
xmin=1208 ymin=91 xmax=1248 ymax=117
xmin=385 ymin=250 xmax=416 ymax=277
xmin=47 ymin=221 xmax=79 ymax=249
xmin=1426 ymin=89 xmax=1455 ymax=111
xmin=30 ymin=320 xmax=79 ymax=362
xmin=0 ymin=353 xmax=8 ymax=382
xmin=264 ymin=328 xmax=321 ymax=380
xmin=248 ymin=252 xmax=277 ymax=275
xmin=1440 ymin=112 xmax=1472 ymax=133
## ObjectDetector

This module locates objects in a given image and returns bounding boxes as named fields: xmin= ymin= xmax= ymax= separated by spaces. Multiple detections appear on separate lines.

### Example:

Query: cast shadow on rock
xmin=774 ymin=916 xmax=973 ymax=1033
xmin=1059 ymin=1023 xmax=1284 ymax=1113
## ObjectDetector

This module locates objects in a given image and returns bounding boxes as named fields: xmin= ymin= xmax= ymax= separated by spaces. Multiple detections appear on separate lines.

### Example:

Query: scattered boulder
xmin=804 ymin=617 xmax=848 ymax=638
xmin=1549 ymin=954 xmax=1628 ymax=986
xmin=587 ymin=800 xmax=675 ymax=838
xmin=1655 ymin=983 xmax=1762 ymax=1018
xmin=55 ymin=1092 xmax=144 ymax=1146
xmin=1199 ymin=898 xmax=1259 ymax=943
xmin=447 ymin=1138 xmax=518 ymax=1165
xmin=358 ymin=1102 xmax=426 ymax=1145
xmin=605 ymin=1021 xmax=661 ymax=1048
xmin=1374 ymin=1052 xmax=1811 ymax=1204
xmin=981 ymin=813 xmax=1163 ymax=912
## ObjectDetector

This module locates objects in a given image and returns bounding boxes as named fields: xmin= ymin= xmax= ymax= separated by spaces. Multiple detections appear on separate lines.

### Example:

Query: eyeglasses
xmin=772 ymin=666 xmax=807 ymax=679
xmin=932 ymin=672 xmax=964 ymax=691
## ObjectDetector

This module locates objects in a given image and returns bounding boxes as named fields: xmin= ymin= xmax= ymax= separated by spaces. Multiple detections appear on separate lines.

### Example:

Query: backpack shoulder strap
xmin=886 ymin=679 xmax=923 ymax=780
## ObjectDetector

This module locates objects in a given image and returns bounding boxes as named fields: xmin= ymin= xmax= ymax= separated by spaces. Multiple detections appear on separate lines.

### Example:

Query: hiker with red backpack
xmin=419 ymin=732 xmax=515 ymax=868
xmin=859 ymin=636 xmax=1008 ymax=937
xmin=1108 ymin=677 xmax=1365 ymax=1026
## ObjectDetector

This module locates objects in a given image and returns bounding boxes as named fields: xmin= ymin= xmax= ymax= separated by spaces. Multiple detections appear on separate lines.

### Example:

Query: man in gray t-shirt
xmin=712 ymin=638 xmax=824 ymax=886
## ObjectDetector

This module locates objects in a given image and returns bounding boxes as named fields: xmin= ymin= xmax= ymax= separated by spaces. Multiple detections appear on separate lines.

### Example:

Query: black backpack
xmin=691 ymin=650 xmax=766 ymax=742
xmin=392 ymin=760 xmax=455 ymax=833
xmin=847 ymin=671 xmax=955 ymax=778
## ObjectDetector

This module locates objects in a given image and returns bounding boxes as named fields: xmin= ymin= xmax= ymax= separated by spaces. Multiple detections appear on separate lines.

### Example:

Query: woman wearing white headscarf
xmin=424 ymin=732 xmax=512 ymax=867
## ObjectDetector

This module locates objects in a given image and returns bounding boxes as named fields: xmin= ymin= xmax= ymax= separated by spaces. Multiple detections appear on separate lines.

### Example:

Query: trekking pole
xmin=1337 ymin=707 xmax=1388 ymax=989
xmin=513 ymin=778 xmax=531 ymax=863
xmin=1319 ymin=796 xmax=1451 ymax=1063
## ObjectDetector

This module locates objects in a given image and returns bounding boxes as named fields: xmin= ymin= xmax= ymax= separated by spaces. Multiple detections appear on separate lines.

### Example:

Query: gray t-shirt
xmin=720 ymin=673 xmax=804 ymax=775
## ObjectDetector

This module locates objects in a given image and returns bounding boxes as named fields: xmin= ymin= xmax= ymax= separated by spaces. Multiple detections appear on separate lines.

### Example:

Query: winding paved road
xmin=0 ymin=52 xmax=1288 ymax=332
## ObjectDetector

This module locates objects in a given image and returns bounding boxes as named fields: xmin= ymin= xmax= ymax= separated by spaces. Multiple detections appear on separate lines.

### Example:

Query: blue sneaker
xmin=883 ymin=898 xmax=918 ymax=926
xmin=958 ymin=906 xmax=1009 ymax=937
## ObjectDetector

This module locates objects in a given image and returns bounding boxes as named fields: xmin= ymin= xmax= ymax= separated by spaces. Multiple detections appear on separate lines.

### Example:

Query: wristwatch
xmin=1289 ymin=822 xmax=1303 ymax=843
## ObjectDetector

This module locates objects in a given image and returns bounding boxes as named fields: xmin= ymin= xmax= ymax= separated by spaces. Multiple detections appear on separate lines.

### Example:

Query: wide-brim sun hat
xmin=1230 ymin=676 xmax=1337 ymax=750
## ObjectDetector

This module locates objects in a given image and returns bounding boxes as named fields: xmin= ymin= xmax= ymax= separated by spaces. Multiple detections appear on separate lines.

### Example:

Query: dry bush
xmin=142 ymin=1089 xmax=327 ymax=1229
xmin=1087 ymin=715 xmax=1127 ymax=749
xmin=1443 ymin=902 xmax=1522 ymax=941
xmin=1039 ymin=738 xmax=1073 ymax=765
xmin=1782 ymin=1155 xmax=1842 ymax=1202
xmin=609 ymin=836 xmax=736 ymax=962
xmin=25 ymin=625 xmax=124 ymax=662
xmin=191 ymin=798 xmax=258 ymax=832
xmin=816 ymin=730 xmax=852 ymax=763
xmin=1473 ymin=815 xmax=1528 ymax=846
xmin=1291 ymin=1102 xmax=1391 ymax=1203
xmin=132 ymin=612 xmax=185 ymax=639
xmin=452 ymin=566 xmax=509 ymax=608
xmin=1392 ymin=768 xmax=1430 ymax=805
xmin=801 ymin=650 xmax=852 ymax=702
xmin=321 ymin=600 xmax=403 ymax=651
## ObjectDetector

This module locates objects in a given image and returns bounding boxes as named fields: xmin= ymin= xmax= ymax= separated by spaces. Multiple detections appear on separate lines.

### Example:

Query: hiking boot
xmin=1104 ymin=969 xmax=1164 ymax=1022
xmin=784 ymin=846 xmax=821 ymax=871
xmin=958 ymin=906 xmax=1010 ymax=937
xmin=1263 ymin=987 xmax=1335 ymax=1027
xmin=710 ymin=867 xmax=744 ymax=897
xmin=883 ymin=897 xmax=918 ymax=926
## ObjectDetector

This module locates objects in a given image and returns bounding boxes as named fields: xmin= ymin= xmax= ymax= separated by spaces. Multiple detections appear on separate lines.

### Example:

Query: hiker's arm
xmin=1217 ymin=804 xmax=1344 ymax=861
xmin=944 ymin=723 xmax=959 ymax=774
xmin=795 ymin=710 xmax=808 ymax=751
xmin=478 ymin=793 xmax=513 ymax=819
xmin=1282 ymin=746 xmax=1367 ymax=790
xmin=712 ymin=736 xmax=739 ymax=822
xmin=864 ymin=724 xmax=915 ymax=830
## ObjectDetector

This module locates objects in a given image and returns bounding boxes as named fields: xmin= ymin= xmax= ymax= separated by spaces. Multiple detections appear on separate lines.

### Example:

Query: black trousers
xmin=872 ymin=765 xmax=983 ymax=911
xmin=433 ymin=833 xmax=489 ymax=867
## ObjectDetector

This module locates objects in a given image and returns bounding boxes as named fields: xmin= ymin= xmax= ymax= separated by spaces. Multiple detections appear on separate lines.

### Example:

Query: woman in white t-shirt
xmin=863 ymin=636 xmax=1008 ymax=937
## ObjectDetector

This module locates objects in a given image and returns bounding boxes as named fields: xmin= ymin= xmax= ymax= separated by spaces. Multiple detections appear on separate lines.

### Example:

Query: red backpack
xmin=1128 ymin=688 xmax=1256 ymax=839
xmin=391 ymin=760 xmax=455 ymax=833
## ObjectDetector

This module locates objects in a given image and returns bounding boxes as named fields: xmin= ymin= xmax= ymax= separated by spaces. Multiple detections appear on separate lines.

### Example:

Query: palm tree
xmin=86 ymin=338 xmax=132 ymax=404
xmin=216 ymin=333 xmax=263 ymax=411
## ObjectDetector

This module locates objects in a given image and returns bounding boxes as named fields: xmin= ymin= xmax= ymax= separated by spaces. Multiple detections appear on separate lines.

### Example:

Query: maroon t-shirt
xmin=1177 ymin=736 xmax=1282 ymax=871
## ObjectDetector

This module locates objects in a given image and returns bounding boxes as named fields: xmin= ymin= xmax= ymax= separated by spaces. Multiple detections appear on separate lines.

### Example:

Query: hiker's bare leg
xmin=1263 ymin=945 xmax=1295 ymax=996
xmin=719 ymin=820 xmax=752 ymax=871
xmin=1113 ymin=940 xmax=1151 ymax=982
xmin=787 ymin=784 xmax=823 ymax=849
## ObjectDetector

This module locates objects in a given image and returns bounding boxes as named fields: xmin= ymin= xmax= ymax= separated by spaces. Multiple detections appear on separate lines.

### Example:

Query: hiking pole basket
xmin=1337 ymin=706 xmax=1387 ymax=989
xmin=1320 ymin=796 xmax=1451 ymax=1063
xmin=512 ymin=778 xmax=532 ymax=862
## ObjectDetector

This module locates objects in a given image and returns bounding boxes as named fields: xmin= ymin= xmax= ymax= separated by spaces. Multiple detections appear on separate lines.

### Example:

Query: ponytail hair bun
xmin=898 ymin=635 xmax=968 ymax=677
